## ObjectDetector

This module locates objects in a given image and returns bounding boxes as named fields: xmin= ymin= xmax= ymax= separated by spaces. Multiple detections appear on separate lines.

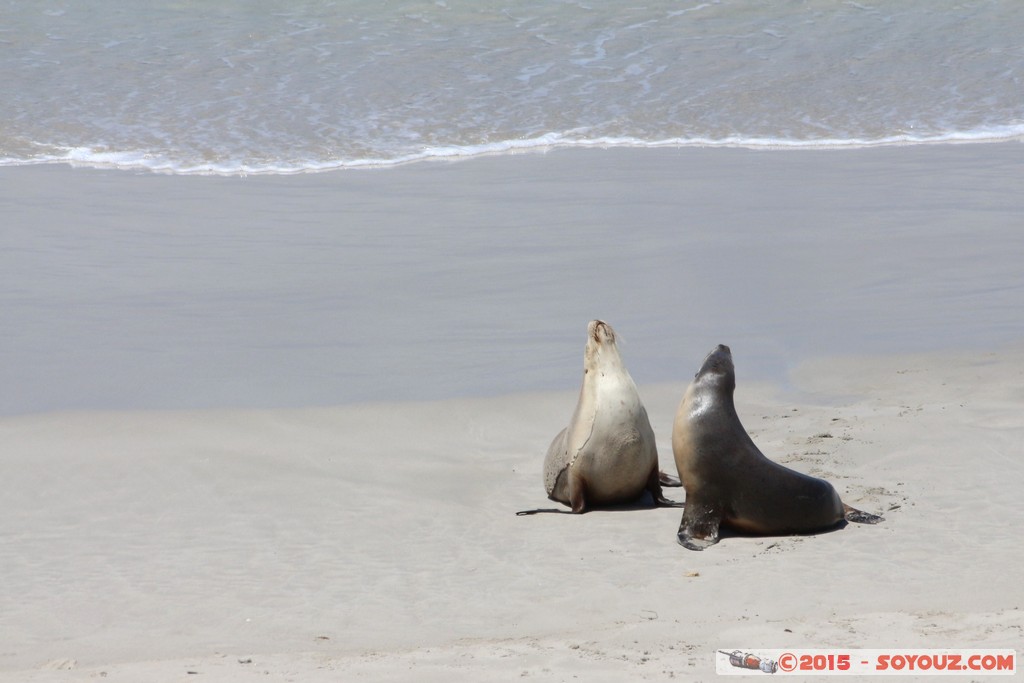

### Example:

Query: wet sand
xmin=3 ymin=144 xmax=1024 ymax=414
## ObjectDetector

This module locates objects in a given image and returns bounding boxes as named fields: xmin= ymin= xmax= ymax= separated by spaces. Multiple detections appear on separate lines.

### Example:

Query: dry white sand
xmin=2 ymin=344 xmax=1022 ymax=681
xmin=2 ymin=145 xmax=1022 ymax=680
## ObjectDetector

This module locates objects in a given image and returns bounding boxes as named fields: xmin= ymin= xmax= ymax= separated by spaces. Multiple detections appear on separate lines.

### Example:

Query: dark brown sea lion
xmin=672 ymin=344 xmax=882 ymax=550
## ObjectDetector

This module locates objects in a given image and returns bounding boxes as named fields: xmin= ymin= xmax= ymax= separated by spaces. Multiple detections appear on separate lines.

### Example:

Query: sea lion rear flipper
xmin=648 ymin=467 xmax=685 ymax=507
xmin=843 ymin=503 xmax=884 ymax=525
xmin=658 ymin=470 xmax=682 ymax=487
xmin=676 ymin=501 xmax=721 ymax=551
xmin=516 ymin=508 xmax=572 ymax=516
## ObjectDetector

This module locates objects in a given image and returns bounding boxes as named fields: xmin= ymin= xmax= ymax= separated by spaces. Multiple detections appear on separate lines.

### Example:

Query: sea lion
xmin=671 ymin=344 xmax=882 ymax=550
xmin=540 ymin=320 xmax=681 ymax=513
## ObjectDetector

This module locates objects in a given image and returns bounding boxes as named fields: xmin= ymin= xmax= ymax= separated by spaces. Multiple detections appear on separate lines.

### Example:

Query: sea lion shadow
xmin=714 ymin=518 xmax=850 ymax=543
xmin=516 ymin=491 xmax=683 ymax=516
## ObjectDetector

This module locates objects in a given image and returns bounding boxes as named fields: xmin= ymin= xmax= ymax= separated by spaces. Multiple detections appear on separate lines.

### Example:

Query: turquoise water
xmin=2 ymin=0 xmax=1022 ymax=174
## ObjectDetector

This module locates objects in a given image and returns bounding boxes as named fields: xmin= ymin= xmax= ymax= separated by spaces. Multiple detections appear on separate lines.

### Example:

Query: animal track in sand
xmin=40 ymin=659 xmax=77 ymax=671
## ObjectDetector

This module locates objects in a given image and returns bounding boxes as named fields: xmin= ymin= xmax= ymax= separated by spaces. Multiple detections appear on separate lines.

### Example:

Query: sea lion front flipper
xmin=658 ymin=470 xmax=682 ymax=487
xmin=843 ymin=503 xmax=884 ymax=524
xmin=676 ymin=500 xmax=721 ymax=551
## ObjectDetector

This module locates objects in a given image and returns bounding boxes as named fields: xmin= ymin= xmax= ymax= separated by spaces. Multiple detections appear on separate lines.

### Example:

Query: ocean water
xmin=2 ymin=0 xmax=1023 ymax=174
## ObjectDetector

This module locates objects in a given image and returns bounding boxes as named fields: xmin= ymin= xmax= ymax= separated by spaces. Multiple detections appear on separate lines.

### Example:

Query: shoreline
xmin=5 ymin=130 xmax=1024 ymax=175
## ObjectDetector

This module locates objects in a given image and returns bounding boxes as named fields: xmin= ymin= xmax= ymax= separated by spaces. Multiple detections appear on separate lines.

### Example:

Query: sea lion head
xmin=694 ymin=344 xmax=736 ymax=393
xmin=583 ymin=319 xmax=623 ymax=372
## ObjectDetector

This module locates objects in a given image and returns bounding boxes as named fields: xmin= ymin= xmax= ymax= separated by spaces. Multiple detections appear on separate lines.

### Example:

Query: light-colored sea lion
xmin=672 ymin=344 xmax=882 ymax=550
xmin=541 ymin=320 xmax=681 ymax=513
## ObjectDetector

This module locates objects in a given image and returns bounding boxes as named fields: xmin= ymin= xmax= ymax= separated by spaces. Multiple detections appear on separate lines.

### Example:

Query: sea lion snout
xmin=588 ymin=319 xmax=616 ymax=345
xmin=695 ymin=344 xmax=733 ymax=379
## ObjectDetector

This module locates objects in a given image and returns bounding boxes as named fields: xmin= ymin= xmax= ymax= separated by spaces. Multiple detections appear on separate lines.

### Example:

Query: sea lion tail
xmin=843 ymin=503 xmax=884 ymax=524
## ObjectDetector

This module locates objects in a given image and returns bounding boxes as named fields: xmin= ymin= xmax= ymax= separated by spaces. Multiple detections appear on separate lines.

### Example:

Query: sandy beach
xmin=2 ymin=145 xmax=1022 ymax=681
